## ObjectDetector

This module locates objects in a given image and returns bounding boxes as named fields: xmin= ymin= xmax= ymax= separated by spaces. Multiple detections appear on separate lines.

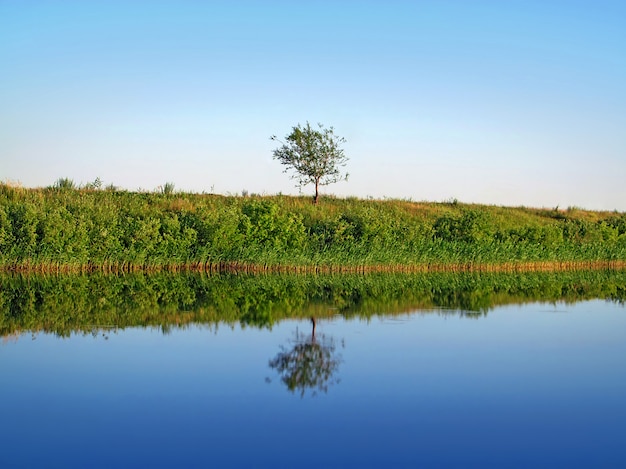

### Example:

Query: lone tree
xmin=271 ymin=122 xmax=348 ymax=204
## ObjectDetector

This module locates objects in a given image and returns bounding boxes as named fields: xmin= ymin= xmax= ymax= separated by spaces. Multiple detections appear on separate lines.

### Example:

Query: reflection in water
xmin=268 ymin=318 xmax=343 ymax=397
xmin=2 ymin=301 xmax=626 ymax=468
xmin=2 ymin=270 xmax=626 ymax=339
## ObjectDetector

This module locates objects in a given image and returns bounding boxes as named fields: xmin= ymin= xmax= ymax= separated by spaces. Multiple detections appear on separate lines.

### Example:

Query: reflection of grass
xmin=1 ymin=183 xmax=625 ymax=272
xmin=1 ymin=270 xmax=625 ymax=338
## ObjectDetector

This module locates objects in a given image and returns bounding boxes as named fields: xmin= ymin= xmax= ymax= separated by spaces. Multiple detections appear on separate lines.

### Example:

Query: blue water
xmin=1 ymin=300 xmax=625 ymax=468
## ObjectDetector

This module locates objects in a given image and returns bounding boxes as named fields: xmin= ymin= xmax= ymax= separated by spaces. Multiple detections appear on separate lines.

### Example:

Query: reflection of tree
xmin=268 ymin=318 xmax=342 ymax=397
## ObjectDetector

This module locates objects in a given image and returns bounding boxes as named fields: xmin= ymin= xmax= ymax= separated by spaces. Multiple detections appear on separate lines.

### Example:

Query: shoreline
xmin=2 ymin=260 xmax=626 ymax=275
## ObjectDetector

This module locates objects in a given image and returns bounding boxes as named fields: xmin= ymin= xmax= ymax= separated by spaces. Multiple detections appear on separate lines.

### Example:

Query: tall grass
xmin=1 ymin=182 xmax=625 ymax=271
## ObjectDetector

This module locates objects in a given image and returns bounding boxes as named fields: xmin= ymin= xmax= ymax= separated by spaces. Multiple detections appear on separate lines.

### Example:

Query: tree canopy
xmin=271 ymin=122 xmax=348 ymax=204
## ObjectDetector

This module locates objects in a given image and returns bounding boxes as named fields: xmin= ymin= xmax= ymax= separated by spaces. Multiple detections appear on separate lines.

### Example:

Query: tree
xmin=271 ymin=122 xmax=348 ymax=204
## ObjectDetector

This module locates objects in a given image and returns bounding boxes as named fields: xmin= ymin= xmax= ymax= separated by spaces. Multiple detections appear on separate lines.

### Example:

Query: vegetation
xmin=1 ymin=181 xmax=626 ymax=272
xmin=2 ymin=270 xmax=626 ymax=339
xmin=271 ymin=122 xmax=348 ymax=204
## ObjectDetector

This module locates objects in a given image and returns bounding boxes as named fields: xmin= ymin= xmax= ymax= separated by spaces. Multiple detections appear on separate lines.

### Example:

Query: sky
xmin=1 ymin=1 xmax=625 ymax=210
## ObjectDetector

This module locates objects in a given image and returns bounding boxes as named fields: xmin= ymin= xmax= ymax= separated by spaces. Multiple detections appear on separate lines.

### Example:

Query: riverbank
xmin=2 ymin=260 xmax=626 ymax=275
xmin=1 ymin=183 xmax=625 ymax=272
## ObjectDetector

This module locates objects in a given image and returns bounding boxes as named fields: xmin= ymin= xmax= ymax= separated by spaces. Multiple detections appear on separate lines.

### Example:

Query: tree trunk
xmin=313 ymin=179 xmax=319 ymax=204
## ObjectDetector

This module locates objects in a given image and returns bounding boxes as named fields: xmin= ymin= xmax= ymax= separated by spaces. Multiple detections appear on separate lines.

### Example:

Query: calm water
xmin=1 ymin=299 xmax=625 ymax=468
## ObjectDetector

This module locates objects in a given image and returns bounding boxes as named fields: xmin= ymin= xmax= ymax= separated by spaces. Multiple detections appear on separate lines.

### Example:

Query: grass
xmin=1 ymin=182 xmax=625 ymax=272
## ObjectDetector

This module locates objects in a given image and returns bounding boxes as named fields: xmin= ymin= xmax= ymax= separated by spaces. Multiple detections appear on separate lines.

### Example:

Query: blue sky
xmin=2 ymin=1 xmax=625 ymax=210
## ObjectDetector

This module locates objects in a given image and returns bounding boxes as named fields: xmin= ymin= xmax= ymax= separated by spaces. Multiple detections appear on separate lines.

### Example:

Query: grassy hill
xmin=1 ymin=182 xmax=625 ymax=272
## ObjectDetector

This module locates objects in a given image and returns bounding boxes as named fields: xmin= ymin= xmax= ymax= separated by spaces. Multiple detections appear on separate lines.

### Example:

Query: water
xmin=2 ymin=298 xmax=625 ymax=468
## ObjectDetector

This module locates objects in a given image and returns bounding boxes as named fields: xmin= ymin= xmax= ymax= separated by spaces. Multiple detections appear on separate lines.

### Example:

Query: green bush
xmin=0 ymin=186 xmax=624 ymax=269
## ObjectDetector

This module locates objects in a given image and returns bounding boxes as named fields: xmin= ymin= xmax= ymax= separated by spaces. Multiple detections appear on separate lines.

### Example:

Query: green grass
xmin=1 ymin=182 xmax=625 ymax=271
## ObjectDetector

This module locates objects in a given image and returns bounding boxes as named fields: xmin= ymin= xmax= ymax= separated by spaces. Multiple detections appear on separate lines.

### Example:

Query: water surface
xmin=1 ymin=272 xmax=626 ymax=468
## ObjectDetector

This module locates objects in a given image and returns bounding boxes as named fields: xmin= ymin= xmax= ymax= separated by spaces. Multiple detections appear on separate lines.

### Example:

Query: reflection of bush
xmin=1 ymin=270 xmax=626 ymax=338
xmin=269 ymin=319 xmax=342 ymax=397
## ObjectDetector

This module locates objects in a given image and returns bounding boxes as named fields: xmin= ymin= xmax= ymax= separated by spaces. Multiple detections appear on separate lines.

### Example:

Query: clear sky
xmin=1 ymin=1 xmax=625 ymax=210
